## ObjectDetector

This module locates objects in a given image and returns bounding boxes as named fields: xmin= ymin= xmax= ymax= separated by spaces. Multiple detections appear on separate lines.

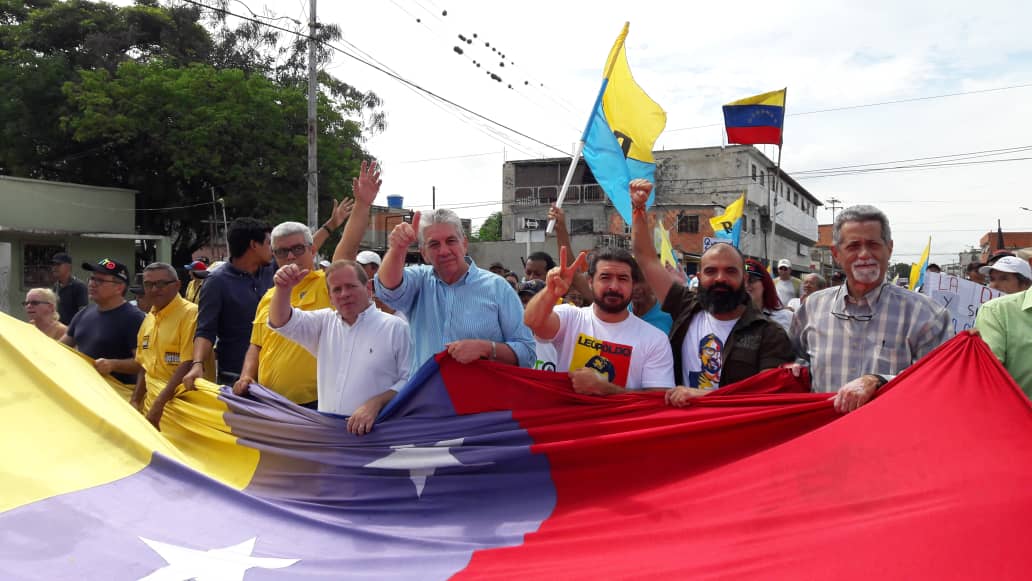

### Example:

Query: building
xmin=979 ymin=230 xmax=1032 ymax=262
xmin=0 ymin=176 xmax=170 ymax=316
xmin=811 ymin=224 xmax=838 ymax=280
xmin=498 ymin=146 xmax=821 ymax=273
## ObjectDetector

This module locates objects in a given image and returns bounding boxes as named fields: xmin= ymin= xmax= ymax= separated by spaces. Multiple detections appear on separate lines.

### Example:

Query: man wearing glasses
xmin=790 ymin=205 xmax=951 ymax=412
xmin=129 ymin=263 xmax=210 ymax=426
xmin=232 ymin=221 xmax=330 ymax=407
xmin=60 ymin=258 xmax=146 ymax=384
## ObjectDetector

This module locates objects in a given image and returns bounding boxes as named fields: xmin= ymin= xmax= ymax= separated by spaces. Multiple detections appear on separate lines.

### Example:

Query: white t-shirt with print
xmin=541 ymin=305 xmax=674 ymax=389
xmin=681 ymin=311 xmax=739 ymax=389
xmin=533 ymin=340 xmax=559 ymax=371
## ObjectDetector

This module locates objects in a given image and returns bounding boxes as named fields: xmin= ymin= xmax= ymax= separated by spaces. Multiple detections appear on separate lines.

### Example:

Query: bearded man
xmin=626 ymin=179 xmax=794 ymax=407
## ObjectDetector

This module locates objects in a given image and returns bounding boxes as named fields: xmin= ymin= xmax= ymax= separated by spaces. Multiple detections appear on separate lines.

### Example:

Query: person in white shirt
xmin=523 ymin=246 xmax=674 ymax=394
xmin=268 ymin=260 xmax=411 ymax=435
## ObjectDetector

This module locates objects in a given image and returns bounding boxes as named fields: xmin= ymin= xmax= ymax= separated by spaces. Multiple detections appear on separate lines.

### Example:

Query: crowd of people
xmin=24 ymin=170 xmax=1032 ymax=434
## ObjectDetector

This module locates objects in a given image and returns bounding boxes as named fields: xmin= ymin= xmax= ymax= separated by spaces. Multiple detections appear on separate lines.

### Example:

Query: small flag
xmin=723 ymin=88 xmax=787 ymax=145
xmin=909 ymin=236 xmax=931 ymax=290
xmin=709 ymin=194 xmax=746 ymax=248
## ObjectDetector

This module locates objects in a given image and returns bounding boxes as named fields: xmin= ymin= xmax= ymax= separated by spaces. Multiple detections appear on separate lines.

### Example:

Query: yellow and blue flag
xmin=582 ymin=23 xmax=667 ymax=226
xmin=909 ymin=236 xmax=932 ymax=290
xmin=709 ymin=193 xmax=746 ymax=248
xmin=655 ymin=223 xmax=679 ymax=268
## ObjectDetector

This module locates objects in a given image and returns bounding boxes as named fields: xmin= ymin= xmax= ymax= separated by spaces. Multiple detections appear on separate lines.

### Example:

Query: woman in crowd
xmin=23 ymin=287 xmax=66 ymax=340
xmin=744 ymin=259 xmax=793 ymax=332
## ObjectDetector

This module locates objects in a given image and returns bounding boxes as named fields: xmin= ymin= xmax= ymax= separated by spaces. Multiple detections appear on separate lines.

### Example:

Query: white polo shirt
xmin=273 ymin=303 xmax=411 ymax=415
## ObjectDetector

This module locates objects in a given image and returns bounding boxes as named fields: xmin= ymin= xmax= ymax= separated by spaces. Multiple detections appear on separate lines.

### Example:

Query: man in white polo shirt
xmin=268 ymin=259 xmax=411 ymax=435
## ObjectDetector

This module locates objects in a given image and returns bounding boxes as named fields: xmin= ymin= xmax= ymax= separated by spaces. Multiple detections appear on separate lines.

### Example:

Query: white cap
xmin=980 ymin=256 xmax=1032 ymax=279
xmin=356 ymin=250 xmax=382 ymax=266
xmin=777 ymin=259 xmax=792 ymax=269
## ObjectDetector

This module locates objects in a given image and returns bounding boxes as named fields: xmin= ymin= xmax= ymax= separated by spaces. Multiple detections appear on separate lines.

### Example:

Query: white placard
xmin=702 ymin=237 xmax=718 ymax=252
xmin=921 ymin=272 xmax=1003 ymax=333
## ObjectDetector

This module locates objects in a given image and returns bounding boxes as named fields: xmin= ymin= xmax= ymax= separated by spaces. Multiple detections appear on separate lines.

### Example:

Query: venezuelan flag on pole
xmin=723 ymin=88 xmax=787 ymax=145
xmin=709 ymin=193 xmax=746 ymax=248
xmin=909 ymin=236 xmax=932 ymax=290
xmin=582 ymin=23 xmax=667 ymax=226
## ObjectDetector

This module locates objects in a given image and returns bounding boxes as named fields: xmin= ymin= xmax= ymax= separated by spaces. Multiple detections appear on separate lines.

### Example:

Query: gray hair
xmin=832 ymin=205 xmax=892 ymax=246
xmin=271 ymin=221 xmax=314 ymax=246
xmin=144 ymin=262 xmax=178 ymax=280
xmin=27 ymin=288 xmax=60 ymax=321
xmin=418 ymin=209 xmax=465 ymax=246
xmin=804 ymin=273 xmax=827 ymax=289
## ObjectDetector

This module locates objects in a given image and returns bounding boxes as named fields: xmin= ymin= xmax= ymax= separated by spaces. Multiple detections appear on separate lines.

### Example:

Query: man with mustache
xmin=790 ymin=205 xmax=951 ymax=412
xmin=524 ymin=246 xmax=673 ymax=395
xmin=628 ymin=180 xmax=793 ymax=406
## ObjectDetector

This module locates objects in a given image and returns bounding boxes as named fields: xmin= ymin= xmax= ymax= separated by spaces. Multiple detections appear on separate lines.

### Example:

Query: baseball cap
xmin=184 ymin=260 xmax=208 ymax=271
xmin=82 ymin=258 xmax=130 ymax=283
xmin=517 ymin=279 xmax=546 ymax=297
xmin=979 ymin=256 xmax=1032 ymax=279
xmin=744 ymin=261 xmax=767 ymax=279
xmin=988 ymin=250 xmax=1015 ymax=265
xmin=51 ymin=252 xmax=72 ymax=265
xmin=777 ymin=259 xmax=792 ymax=269
xmin=356 ymin=250 xmax=382 ymax=266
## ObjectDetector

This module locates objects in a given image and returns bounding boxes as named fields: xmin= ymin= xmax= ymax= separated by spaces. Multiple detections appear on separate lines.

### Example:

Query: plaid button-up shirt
xmin=791 ymin=281 xmax=953 ymax=393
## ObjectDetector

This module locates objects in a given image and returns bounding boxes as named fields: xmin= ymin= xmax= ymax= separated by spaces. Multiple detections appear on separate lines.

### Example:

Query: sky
xmin=184 ymin=0 xmax=1032 ymax=265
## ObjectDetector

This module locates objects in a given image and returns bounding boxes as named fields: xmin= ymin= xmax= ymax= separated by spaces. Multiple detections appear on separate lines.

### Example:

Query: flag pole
xmin=547 ymin=23 xmax=628 ymax=235
xmin=766 ymin=87 xmax=787 ymax=266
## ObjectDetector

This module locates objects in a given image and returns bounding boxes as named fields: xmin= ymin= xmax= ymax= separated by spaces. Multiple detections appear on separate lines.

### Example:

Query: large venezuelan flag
xmin=723 ymin=88 xmax=787 ymax=145
xmin=582 ymin=23 xmax=666 ymax=226
xmin=3 ymin=311 xmax=1032 ymax=579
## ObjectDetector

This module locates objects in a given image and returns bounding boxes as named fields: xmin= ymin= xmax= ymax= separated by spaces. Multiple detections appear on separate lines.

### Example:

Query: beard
xmin=596 ymin=290 xmax=632 ymax=314
xmin=850 ymin=260 xmax=883 ymax=285
xmin=698 ymin=282 xmax=748 ymax=314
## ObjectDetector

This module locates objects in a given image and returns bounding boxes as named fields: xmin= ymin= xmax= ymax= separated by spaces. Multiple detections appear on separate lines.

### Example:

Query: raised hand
xmin=328 ymin=197 xmax=355 ymax=229
xmin=630 ymin=178 xmax=653 ymax=209
xmin=545 ymin=245 xmax=587 ymax=298
xmin=389 ymin=211 xmax=421 ymax=250
xmin=274 ymin=263 xmax=309 ymax=290
xmin=353 ymin=159 xmax=382 ymax=206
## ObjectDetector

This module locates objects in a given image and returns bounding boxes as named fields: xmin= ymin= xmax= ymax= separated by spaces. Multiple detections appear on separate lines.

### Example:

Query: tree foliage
xmin=475 ymin=211 xmax=503 ymax=242
xmin=0 ymin=0 xmax=387 ymax=264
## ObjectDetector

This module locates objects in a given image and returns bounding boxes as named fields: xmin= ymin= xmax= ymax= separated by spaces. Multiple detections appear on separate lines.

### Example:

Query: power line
xmin=665 ymin=81 xmax=1032 ymax=134
xmin=178 ymin=0 xmax=568 ymax=158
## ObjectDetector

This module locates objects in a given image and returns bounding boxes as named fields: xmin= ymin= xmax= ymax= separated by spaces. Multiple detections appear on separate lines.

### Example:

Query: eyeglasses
xmin=831 ymin=311 xmax=874 ymax=322
xmin=88 ymin=276 xmax=121 ymax=285
xmin=22 ymin=300 xmax=51 ymax=306
xmin=143 ymin=280 xmax=178 ymax=290
xmin=273 ymin=244 xmax=310 ymax=259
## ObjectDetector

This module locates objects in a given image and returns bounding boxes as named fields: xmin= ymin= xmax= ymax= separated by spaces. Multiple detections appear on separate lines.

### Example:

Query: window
xmin=793 ymin=192 xmax=799 ymax=206
xmin=742 ymin=215 xmax=748 ymax=233
xmin=752 ymin=218 xmax=757 ymax=233
xmin=677 ymin=214 xmax=699 ymax=233
xmin=760 ymin=171 xmax=765 ymax=186
xmin=751 ymin=164 xmax=757 ymax=181
xmin=539 ymin=186 xmax=558 ymax=205
xmin=23 ymin=242 xmax=64 ymax=290
xmin=582 ymin=184 xmax=604 ymax=203
xmin=515 ymin=188 xmax=536 ymax=206
xmin=570 ymin=219 xmax=593 ymax=235
xmin=564 ymin=185 xmax=581 ymax=204
xmin=797 ymin=241 xmax=807 ymax=256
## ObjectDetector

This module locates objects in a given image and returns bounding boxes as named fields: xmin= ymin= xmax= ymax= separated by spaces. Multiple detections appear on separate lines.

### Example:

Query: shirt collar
xmin=1022 ymin=289 xmax=1032 ymax=312
xmin=151 ymin=294 xmax=186 ymax=318
xmin=840 ymin=281 xmax=889 ymax=309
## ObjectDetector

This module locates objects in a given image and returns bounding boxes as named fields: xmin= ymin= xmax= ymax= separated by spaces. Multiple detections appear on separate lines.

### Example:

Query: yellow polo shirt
xmin=135 ymin=295 xmax=215 ymax=408
xmin=250 ymin=270 xmax=330 ymax=404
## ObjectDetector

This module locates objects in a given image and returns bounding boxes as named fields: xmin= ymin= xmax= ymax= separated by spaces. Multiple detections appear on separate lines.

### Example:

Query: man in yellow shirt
xmin=233 ymin=221 xmax=329 ymax=406
xmin=130 ymin=263 xmax=212 ymax=427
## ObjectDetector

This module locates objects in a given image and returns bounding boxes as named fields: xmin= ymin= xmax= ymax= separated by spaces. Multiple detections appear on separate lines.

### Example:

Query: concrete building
xmin=498 ymin=145 xmax=821 ymax=273
xmin=979 ymin=230 xmax=1032 ymax=262
xmin=0 ymin=176 xmax=169 ymax=316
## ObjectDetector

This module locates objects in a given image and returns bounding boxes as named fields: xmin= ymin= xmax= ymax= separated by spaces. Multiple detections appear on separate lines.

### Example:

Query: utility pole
xmin=826 ymin=197 xmax=842 ymax=223
xmin=432 ymin=185 xmax=436 ymax=210
xmin=305 ymin=0 xmax=318 ymax=230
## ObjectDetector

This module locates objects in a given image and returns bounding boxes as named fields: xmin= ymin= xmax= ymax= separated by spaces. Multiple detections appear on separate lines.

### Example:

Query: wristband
xmin=322 ymin=224 xmax=334 ymax=235
xmin=191 ymin=361 xmax=204 ymax=369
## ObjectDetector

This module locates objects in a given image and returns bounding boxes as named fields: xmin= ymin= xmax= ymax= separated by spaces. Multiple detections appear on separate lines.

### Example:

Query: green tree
xmin=475 ymin=212 xmax=503 ymax=242
xmin=0 ymin=0 xmax=387 ymax=265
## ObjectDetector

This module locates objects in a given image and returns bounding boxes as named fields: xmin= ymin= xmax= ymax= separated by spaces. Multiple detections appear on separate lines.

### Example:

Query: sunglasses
xmin=142 ymin=280 xmax=178 ymax=290
xmin=22 ymin=300 xmax=51 ymax=306
xmin=273 ymin=244 xmax=310 ymax=259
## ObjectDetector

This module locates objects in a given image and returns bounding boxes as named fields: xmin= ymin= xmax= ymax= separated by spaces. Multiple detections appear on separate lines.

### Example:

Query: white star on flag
xmin=365 ymin=437 xmax=465 ymax=498
xmin=137 ymin=536 xmax=299 ymax=581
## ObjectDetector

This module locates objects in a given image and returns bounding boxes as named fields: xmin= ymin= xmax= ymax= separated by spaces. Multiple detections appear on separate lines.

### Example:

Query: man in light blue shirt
xmin=375 ymin=208 xmax=535 ymax=370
